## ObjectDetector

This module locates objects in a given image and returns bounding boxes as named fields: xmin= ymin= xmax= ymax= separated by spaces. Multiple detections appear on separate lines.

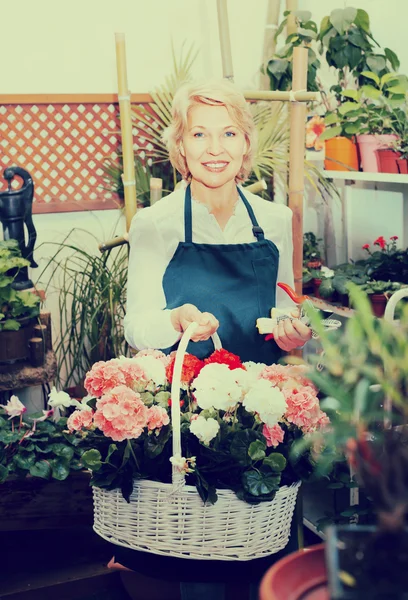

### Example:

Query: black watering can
xmin=0 ymin=166 xmax=38 ymax=290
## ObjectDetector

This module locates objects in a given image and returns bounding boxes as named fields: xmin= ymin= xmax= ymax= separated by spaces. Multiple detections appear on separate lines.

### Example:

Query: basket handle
xmin=170 ymin=322 xmax=221 ymax=482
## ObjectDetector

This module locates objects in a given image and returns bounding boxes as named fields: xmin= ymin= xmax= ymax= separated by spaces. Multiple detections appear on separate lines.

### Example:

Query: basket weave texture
xmin=92 ymin=324 xmax=300 ymax=560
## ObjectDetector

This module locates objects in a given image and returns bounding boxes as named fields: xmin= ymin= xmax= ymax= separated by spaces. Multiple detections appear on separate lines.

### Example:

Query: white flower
xmin=320 ymin=266 xmax=334 ymax=278
xmin=243 ymin=379 xmax=287 ymax=426
xmin=243 ymin=361 xmax=267 ymax=379
xmin=48 ymin=387 xmax=76 ymax=409
xmin=4 ymin=395 xmax=27 ymax=419
xmin=192 ymin=364 xmax=244 ymax=411
xmin=76 ymin=396 xmax=93 ymax=412
xmin=133 ymin=355 xmax=166 ymax=387
xmin=190 ymin=416 xmax=220 ymax=446
xmin=170 ymin=454 xmax=196 ymax=473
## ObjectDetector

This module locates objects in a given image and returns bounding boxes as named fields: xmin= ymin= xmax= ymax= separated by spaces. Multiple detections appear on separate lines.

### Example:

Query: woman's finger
xmin=292 ymin=319 xmax=312 ymax=341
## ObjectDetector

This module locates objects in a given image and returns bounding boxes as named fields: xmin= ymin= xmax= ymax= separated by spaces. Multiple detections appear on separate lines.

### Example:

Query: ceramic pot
xmin=357 ymin=134 xmax=397 ymax=172
xmin=324 ymin=137 xmax=359 ymax=172
xmin=369 ymin=293 xmax=388 ymax=318
xmin=376 ymin=149 xmax=408 ymax=174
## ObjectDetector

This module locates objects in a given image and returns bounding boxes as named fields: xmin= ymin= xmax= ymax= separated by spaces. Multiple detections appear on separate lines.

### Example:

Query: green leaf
xmin=329 ymin=7 xmax=357 ymax=35
xmin=360 ymin=85 xmax=381 ymax=100
xmin=384 ymin=48 xmax=400 ymax=71
xmin=248 ymin=440 xmax=266 ymax=461
xmin=344 ymin=122 xmax=362 ymax=135
xmin=50 ymin=443 xmax=74 ymax=462
xmin=294 ymin=10 xmax=312 ymax=22
xmin=0 ymin=464 xmax=9 ymax=483
xmin=2 ymin=319 xmax=20 ymax=331
xmin=81 ymin=449 xmax=102 ymax=471
xmin=354 ymin=9 xmax=370 ymax=33
xmin=324 ymin=113 xmax=339 ymax=126
xmin=341 ymin=89 xmax=360 ymax=101
xmin=263 ymin=453 xmax=287 ymax=472
xmin=319 ymin=16 xmax=332 ymax=39
xmin=380 ymin=73 xmax=400 ymax=87
xmin=144 ymin=426 xmax=171 ymax=459
xmin=13 ymin=453 xmax=36 ymax=470
xmin=338 ymin=101 xmax=361 ymax=115
xmin=106 ymin=443 xmax=118 ymax=463
xmin=319 ymin=125 xmax=342 ymax=141
xmin=230 ymin=430 xmax=261 ymax=467
xmin=387 ymin=84 xmax=408 ymax=95
xmin=319 ymin=278 xmax=335 ymax=299
xmin=51 ymin=457 xmax=70 ymax=481
xmin=327 ymin=482 xmax=344 ymax=489
xmin=366 ymin=54 xmax=386 ymax=74
xmin=360 ymin=71 xmax=380 ymax=86
xmin=30 ymin=460 xmax=52 ymax=480
xmin=267 ymin=58 xmax=289 ymax=78
xmin=242 ymin=469 xmax=280 ymax=497
xmin=0 ymin=430 xmax=21 ymax=444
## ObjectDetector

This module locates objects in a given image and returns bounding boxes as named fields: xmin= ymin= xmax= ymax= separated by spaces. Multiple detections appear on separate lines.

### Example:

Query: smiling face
xmin=181 ymin=103 xmax=247 ymax=189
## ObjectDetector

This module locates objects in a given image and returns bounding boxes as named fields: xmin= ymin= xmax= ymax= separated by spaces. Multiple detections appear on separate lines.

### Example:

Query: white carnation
xmin=192 ymin=364 xmax=244 ymax=411
xmin=133 ymin=355 xmax=166 ymax=387
xmin=190 ymin=416 xmax=220 ymax=446
xmin=48 ymin=387 xmax=77 ymax=409
xmin=243 ymin=379 xmax=287 ymax=426
xmin=243 ymin=361 xmax=267 ymax=380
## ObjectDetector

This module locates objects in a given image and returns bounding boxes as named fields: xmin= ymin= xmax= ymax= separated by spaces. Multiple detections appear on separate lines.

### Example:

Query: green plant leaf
xmin=338 ymin=102 xmax=361 ymax=115
xmin=267 ymin=58 xmax=289 ymax=78
xmin=341 ymin=89 xmax=360 ymax=101
xmin=248 ymin=440 xmax=266 ymax=461
xmin=319 ymin=278 xmax=335 ymax=299
xmin=366 ymin=54 xmax=386 ymax=74
xmin=319 ymin=125 xmax=342 ymax=141
xmin=230 ymin=430 xmax=261 ymax=466
xmin=360 ymin=71 xmax=380 ymax=86
xmin=354 ymin=9 xmax=370 ymax=33
xmin=13 ymin=453 xmax=36 ymax=470
xmin=2 ymin=319 xmax=20 ymax=331
xmin=384 ymin=48 xmax=400 ymax=71
xmin=30 ymin=460 xmax=52 ymax=480
xmin=81 ymin=449 xmax=102 ymax=471
xmin=51 ymin=457 xmax=71 ymax=481
xmin=387 ymin=84 xmax=408 ymax=95
xmin=263 ymin=453 xmax=287 ymax=472
xmin=50 ymin=443 xmax=74 ymax=462
xmin=0 ymin=464 xmax=9 ymax=483
xmin=329 ymin=7 xmax=357 ymax=35
xmin=242 ymin=469 xmax=280 ymax=496
xmin=360 ymin=85 xmax=381 ymax=100
xmin=0 ymin=430 xmax=20 ymax=444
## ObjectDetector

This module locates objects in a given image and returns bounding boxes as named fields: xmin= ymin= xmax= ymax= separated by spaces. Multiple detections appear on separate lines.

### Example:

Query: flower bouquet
xmin=65 ymin=325 xmax=328 ymax=560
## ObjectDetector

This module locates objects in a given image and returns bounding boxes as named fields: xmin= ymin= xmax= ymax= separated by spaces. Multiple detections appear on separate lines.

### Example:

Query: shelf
xmin=322 ymin=170 xmax=408 ymax=184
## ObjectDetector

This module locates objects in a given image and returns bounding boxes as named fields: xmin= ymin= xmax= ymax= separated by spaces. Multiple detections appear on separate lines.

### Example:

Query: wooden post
xmin=288 ymin=46 xmax=308 ymax=296
xmin=150 ymin=178 xmax=163 ymax=206
xmin=115 ymin=33 xmax=137 ymax=232
xmin=286 ymin=0 xmax=298 ymax=36
xmin=216 ymin=0 xmax=234 ymax=80
xmin=260 ymin=0 xmax=281 ymax=90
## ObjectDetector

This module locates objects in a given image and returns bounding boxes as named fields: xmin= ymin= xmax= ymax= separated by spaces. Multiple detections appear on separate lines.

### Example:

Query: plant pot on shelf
xmin=313 ymin=278 xmax=323 ymax=299
xmin=376 ymin=149 xmax=408 ymax=174
xmin=0 ymin=316 xmax=36 ymax=365
xmin=356 ymin=134 xmax=397 ymax=173
xmin=369 ymin=293 xmax=388 ymax=318
xmin=324 ymin=137 xmax=359 ymax=172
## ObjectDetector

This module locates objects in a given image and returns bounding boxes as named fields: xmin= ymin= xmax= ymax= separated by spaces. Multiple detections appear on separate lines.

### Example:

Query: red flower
xmin=167 ymin=398 xmax=185 ymax=407
xmin=390 ymin=235 xmax=398 ymax=241
xmin=362 ymin=244 xmax=370 ymax=250
xmin=204 ymin=349 xmax=245 ymax=370
xmin=166 ymin=353 xmax=205 ymax=385
xmin=373 ymin=236 xmax=386 ymax=249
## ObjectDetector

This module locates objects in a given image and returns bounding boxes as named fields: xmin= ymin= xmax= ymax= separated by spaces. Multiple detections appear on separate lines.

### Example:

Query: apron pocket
xmin=252 ymin=256 xmax=278 ymax=317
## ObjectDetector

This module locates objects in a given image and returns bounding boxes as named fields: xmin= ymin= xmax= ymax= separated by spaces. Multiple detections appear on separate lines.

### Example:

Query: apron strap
xmin=184 ymin=184 xmax=265 ymax=242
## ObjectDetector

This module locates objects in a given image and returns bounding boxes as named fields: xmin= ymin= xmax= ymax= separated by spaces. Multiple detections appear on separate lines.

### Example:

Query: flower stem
xmin=127 ymin=440 xmax=140 ymax=471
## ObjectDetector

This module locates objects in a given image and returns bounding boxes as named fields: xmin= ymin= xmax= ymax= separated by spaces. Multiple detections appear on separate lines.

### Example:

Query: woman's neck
xmin=190 ymin=179 xmax=238 ymax=212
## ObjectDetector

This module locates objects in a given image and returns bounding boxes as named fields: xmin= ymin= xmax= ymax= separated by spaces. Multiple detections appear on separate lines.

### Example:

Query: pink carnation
xmin=84 ymin=360 xmax=126 ymax=397
xmin=118 ymin=361 xmax=148 ymax=388
xmin=94 ymin=385 xmax=148 ymax=442
xmin=283 ymin=386 xmax=328 ymax=432
xmin=146 ymin=405 xmax=170 ymax=431
xmin=263 ymin=423 xmax=285 ymax=448
xmin=135 ymin=348 xmax=170 ymax=366
xmin=259 ymin=364 xmax=291 ymax=386
xmin=67 ymin=409 xmax=93 ymax=432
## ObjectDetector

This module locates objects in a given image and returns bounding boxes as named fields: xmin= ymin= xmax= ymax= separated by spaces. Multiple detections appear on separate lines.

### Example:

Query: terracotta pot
xmin=0 ymin=316 xmax=35 ymax=364
xmin=307 ymin=260 xmax=322 ymax=269
xmin=324 ymin=137 xmax=359 ymax=172
xmin=313 ymin=278 xmax=323 ymax=299
xmin=369 ymin=293 xmax=388 ymax=318
xmin=376 ymin=149 xmax=408 ymax=174
xmin=357 ymin=134 xmax=397 ymax=172
xmin=260 ymin=544 xmax=328 ymax=600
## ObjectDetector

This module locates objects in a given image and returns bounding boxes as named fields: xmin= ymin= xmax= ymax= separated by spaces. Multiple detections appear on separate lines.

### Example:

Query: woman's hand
xmin=171 ymin=303 xmax=219 ymax=342
xmin=272 ymin=309 xmax=312 ymax=352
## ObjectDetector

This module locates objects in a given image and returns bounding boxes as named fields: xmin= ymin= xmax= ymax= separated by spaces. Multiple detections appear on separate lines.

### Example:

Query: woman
xmin=121 ymin=80 xmax=311 ymax=599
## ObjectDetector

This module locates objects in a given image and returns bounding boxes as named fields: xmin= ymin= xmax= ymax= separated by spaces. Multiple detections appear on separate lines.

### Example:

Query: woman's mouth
xmin=202 ymin=161 xmax=229 ymax=172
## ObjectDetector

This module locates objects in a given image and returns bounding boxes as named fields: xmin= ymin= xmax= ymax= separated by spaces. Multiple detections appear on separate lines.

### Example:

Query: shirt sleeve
xmin=123 ymin=210 xmax=182 ymax=351
xmin=275 ymin=209 xmax=296 ymax=310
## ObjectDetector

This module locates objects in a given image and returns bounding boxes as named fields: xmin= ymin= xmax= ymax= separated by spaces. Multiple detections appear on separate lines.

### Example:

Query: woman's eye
xmin=193 ymin=132 xmax=205 ymax=138
xmin=225 ymin=131 xmax=236 ymax=137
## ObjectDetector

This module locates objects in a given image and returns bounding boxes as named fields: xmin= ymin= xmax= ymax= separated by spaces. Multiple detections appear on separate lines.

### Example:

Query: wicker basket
xmin=93 ymin=323 xmax=300 ymax=561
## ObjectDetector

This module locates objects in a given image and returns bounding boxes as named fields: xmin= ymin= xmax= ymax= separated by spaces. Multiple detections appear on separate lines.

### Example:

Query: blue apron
xmin=162 ymin=184 xmax=282 ymax=364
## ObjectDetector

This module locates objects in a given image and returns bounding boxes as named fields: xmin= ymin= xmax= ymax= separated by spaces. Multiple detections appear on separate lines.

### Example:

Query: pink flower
xmin=93 ymin=385 xmax=148 ymax=442
xmin=84 ymin=360 xmax=126 ymax=397
xmin=4 ymin=395 xmax=27 ymax=419
xmin=263 ymin=423 xmax=285 ymax=447
xmin=390 ymin=235 xmax=398 ymax=241
xmin=146 ymin=406 xmax=170 ymax=431
xmin=259 ymin=364 xmax=291 ymax=386
xmin=283 ymin=386 xmax=328 ymax=433
xmin=67 ymin=409 xmax=93 ymax=432
xmin=135 ymin=348 xmax=170 ymax=366
xmin=374 ymin=236 xmax=386 ymax=249
xmin=362 ymin=243 xmax=370 ymax=250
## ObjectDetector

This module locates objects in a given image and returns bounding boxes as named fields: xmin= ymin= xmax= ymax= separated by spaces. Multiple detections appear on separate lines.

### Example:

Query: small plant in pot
xmin=311 ymin=266 xmax=335 ymax=300
xmin=359 ymin=280 xmax=403 ymax=317
xmin=303 ymin=232 xmax=323 ymax=269
xmin=299 ymin=285 xmax=408 ymax=598
xmin=377 ymin=104 xmax=408 ymax=174
xmin=319 ymin=108 xmax=359 ymax=172
xmin=362 ymin=235 xmax=408 ymax=285
xmin=0 ymin=240 xmax=41 ymax=364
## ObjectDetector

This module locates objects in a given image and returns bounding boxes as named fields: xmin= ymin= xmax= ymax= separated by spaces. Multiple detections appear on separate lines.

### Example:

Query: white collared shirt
xmin=124 ymin=186 xmax=295 ymax=351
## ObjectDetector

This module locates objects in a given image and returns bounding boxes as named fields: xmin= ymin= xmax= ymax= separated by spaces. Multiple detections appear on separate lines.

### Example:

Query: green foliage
xmin=37 ymin=231 xmax=130 ymax=389
xmin=0 ymin=240 xmax=41 ymax=331
xmin=303 ymin=232 xmax=323 ymax=264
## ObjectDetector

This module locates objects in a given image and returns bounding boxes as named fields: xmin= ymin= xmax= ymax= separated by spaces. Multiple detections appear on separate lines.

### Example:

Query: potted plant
xmin=298 ymin=285 xmax=408 ymax=598
xmin=0 ymin=240 xmax=41 ymax=364
xmin=359 ymin=280 xmax=403 ymax=317
xmin=376 ymin=104 xmax=408 ymax=174
xmin=319 ymin=108 xmax=359 ymax=172
xmin=303 ymin=232 xmax=323 ymax=269
xmin=310 ymin=266 xmax=335 ymax=300
xmin=362 ymin=235 xmax=408 ymax=284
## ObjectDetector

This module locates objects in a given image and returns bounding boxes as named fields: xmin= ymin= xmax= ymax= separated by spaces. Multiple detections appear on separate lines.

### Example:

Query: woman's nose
xmin=207 ymin=136 xmax=223 ymax=155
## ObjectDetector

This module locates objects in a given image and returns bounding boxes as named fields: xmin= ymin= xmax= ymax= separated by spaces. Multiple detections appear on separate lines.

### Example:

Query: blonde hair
xmin=162 ymin=79 xmax=256 ymax=183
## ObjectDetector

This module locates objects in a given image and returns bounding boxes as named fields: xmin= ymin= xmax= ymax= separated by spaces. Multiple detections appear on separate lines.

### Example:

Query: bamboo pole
xmin=150 ymin=177 xmax=163 ymax=206
xmin=216 ymin=0 xmax=234 ymax=80
xmin=260 ymin=0 xmax=281 ymax=90
xmin=288 ymin=46 xmax=308 ymax=296
xmin=115 ymin=33 xmax=137 ymax=232
xmin=286 ymin=0 xmax=298 ymax=36
xmin=244 ymin=90 xmax=319 ymax=102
